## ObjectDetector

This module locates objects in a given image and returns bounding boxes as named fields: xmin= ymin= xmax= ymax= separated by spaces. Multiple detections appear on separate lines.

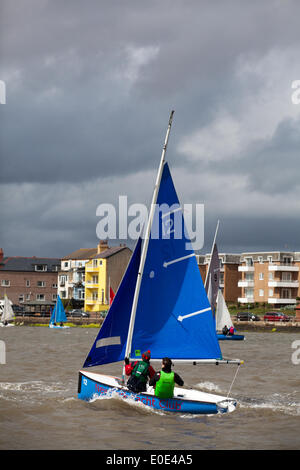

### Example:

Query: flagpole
xmin=204 ymin=219 xmax=220 ymax=289
xmin=122 ymin=110 xmax=175 ymax=383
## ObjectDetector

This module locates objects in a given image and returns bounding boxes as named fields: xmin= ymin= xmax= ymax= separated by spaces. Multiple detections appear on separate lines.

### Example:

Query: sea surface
xmin=0 ymin=326 xmax=299 ymax=451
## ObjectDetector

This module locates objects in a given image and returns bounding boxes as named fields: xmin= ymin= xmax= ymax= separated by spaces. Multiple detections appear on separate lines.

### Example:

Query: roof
xmin=0 ymin=257 xmax=61 ymax=272
xmin=93 ymin=246 xmax=130 ymax=259
xmin=62 ymin=248 xmax=98 ymax=260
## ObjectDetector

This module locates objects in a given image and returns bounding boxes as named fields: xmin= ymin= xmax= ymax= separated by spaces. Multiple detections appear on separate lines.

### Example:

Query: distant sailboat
xmin=0 ymin=294 xmax=15 ymax=327
xmin=49 ymin=295 xmax=69 ymax=329
xmin=216 ymin=289 xmax=244 ymax=341
xmin=205 ymin=224 xmax=244 ymax=341
xmin=78 ymin=111 xmax=243 ymax=414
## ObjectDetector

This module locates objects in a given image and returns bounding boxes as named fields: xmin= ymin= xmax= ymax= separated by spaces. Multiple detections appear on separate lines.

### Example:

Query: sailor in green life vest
xmin=149 ymin=357 xmax=184 ymax=399
xmin=125 ymin=350 xmax=156 ymax=393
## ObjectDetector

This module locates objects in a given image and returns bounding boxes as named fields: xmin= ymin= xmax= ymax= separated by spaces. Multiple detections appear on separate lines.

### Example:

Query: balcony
xmin=268 ymin=298 xmax=297 ymax=304
xmin=238 ymin=280 xmax=254 ymax=288
xmin=85 ymin=281 xmax=99 ymax=288
xmin=238 ymin=266 xmax=255 ymax=272
xmin=238 ymin=297 xmax=254 ymax=303
xmin=268 ymin=264 xmax=299 ymax=272
xmin=85 ymin=297 xmax=98 ymax=304
xmin=268 ymin=281 xmax=299 ymax=288
xmin=86 ymin=265 xmax=99 ymax=272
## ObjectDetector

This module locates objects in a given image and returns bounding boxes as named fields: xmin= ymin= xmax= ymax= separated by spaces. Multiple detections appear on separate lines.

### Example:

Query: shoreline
xmin=12 ymin=316 xmax=300 ymax=332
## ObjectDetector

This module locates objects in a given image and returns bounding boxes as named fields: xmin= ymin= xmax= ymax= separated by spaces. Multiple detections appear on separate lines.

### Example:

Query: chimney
xmin=97 ymin=240 xmax=109 ymax=254
xmin=0 ymin=248 xmax=3 ymax=263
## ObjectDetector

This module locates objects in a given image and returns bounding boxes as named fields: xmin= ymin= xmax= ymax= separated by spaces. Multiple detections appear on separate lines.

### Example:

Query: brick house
xmin=0 ymin=248 xmax=60 ymax=313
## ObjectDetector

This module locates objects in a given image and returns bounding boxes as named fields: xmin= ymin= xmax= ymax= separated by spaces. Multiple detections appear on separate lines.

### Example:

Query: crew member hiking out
xmin=149 ymin=357 xmax=184 ymax=399
xmin=124 ymin=350 xmax=155 ymax=393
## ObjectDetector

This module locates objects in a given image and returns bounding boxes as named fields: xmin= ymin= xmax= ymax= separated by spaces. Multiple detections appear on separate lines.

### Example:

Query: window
xmin=245 ymin=288 xmax=254 ymax=299
xmin=52 ymin=283 xmax=58 ymax=289
xmin=282 ymin=272 xmax=292 ymax=281
xmin=267 ymin=256 xmax=273 ymax=264
xmin=35 ymin=265 xmax=47 ymax=271
xmin=245 ymin=257 xmax=253 ymax=266
xmin=259 ymin=273 xmax=264 ymax=280
xmin=1 ymin=280 xmax=10 ymax=287
xmin=269 ymin=272 xmax=274 ymax=280
xmin=52 ymin=294 xmax=57 ymax=301
xmin=258 ymin=256 xmax=263 ymax=264
xmin=26 ymin=294 xmax=31 ymax=300
xmin=245 ymin=273 xmax=254 ymax=281
xmin=269 ymin=289 xmax=273 ymax=297
xmin=36 ymin=294 xmax=45 ymax=301
xmin=64 ymin=261 xmax=69 ymax=268
xmin=19 ymin=294 xmax=24 ymax=302
xmin=283 ymin=257 xmax=292 ymax=265
xmin=37 ymin=281 xmax=45 ymax=287
xmin=59 ymin=275 xmax=67 ymax=285
xmin=259 ymin=289 xmax=264 ymax=297
xmin=26 ymin=280 xmax=30 ymax=287
xmin=93 ymin=260 xmax=97 ymax=267
xmin=282 ymin=289 xmax=291 ymax=299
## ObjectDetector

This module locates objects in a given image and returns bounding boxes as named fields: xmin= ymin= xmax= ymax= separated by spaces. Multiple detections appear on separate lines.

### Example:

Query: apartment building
xmin=58 ymin=247 xmax=98 ymax=306
xmin=238 ymin=252 xmax=300 ymax=306
xmin=197 ymin=253 xmax=241 ymax=303
xmin=0 ymin=248 xmax=60 ymax=313
xmin=84 ymin=241 xmax=132 ymax=313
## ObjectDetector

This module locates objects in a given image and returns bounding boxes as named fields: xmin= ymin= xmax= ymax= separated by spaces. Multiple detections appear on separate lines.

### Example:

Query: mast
xmin=204 ymin=219 xmax=220 ymax=289
xmin=122 ymin=110 xmax=175 ymax=380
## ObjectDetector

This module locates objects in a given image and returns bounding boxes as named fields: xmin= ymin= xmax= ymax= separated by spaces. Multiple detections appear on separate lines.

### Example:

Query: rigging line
xmin=226 ymin=364 xmax=241 ymax=400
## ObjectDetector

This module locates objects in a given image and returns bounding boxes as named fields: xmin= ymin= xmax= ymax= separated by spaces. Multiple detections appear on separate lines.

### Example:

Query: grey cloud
xmin=1 ymin=1 xmax=300 ymax=256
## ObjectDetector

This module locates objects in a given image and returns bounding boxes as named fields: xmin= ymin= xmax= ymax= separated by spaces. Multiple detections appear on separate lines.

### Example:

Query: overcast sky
xmin=1 ymin=0 xmax=300 ymax=258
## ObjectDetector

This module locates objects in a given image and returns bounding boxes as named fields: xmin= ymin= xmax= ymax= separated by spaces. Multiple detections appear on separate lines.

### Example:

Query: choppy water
xmin=0 ymin=326 xmax=299 ymax=450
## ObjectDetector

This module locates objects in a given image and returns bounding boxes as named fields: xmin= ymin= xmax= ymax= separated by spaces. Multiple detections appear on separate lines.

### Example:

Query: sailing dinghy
xmin=78 ymin=111 xmax=243 ymax=414
xmin=49 ymin=295 xmax=69 ymax=329
xmin=216 ymin=290 xmax=244 ymax=341
xmin=205 ymin=227 xmax=244 ymax=341
xmin=0 ymin=294 xmax=15 ymax=327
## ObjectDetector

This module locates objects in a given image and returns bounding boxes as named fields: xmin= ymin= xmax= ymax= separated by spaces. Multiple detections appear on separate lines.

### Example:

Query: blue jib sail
xmin=130 ymin=162 xmax=222 ymax=361
xmin=83 ymin=238 xmax=142 ymax=367
xmin=50 ymin=295 xmax=67 ymax=324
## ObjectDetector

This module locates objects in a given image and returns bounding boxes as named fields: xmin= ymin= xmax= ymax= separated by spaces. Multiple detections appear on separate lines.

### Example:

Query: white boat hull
xmin=78 ymin=370 xmax=237 ymax=414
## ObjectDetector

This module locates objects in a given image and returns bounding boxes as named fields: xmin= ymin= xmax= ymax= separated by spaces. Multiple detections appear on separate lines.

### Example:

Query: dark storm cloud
xmin=1 ymin=0 xmax=300 ymax=256
xmin=1 ymin=0 xmax=300 ymax=185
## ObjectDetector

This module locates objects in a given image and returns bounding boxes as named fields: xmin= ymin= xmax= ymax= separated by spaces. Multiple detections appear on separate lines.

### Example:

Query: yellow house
xmin=84 ymin=240 xmax=132 ymax=314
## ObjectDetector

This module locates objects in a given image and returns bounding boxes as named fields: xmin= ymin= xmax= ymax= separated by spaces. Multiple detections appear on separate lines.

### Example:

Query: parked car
xmin=236 ymin=312 xmax=260 ymax=321
xmin=68 ymin=309 xmax=90 ymax=318
xmin=264 ymin=312 xmax=290 ymax=322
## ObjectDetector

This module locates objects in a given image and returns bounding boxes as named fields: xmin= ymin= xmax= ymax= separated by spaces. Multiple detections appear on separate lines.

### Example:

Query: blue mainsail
xmin=83 ymin=238 xmax=142 ymax=367
xmin=83 ymin=162 xmax=222 ymax=368
xmin=50 ymin=295 xmax=67 ymax=324
xmin=130 ymin=162 xmax=222 ymax=361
